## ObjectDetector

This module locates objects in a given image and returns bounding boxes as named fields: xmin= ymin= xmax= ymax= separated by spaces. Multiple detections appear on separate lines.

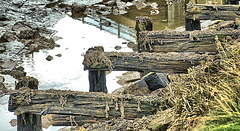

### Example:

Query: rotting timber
xmin=83 ymin=46 xmax=212 ymax=73
xmin=137 ymin=29 xmax=240 ymax=52
xmin=185 ymin=2 xmax=240 ymax=30
xmin=8 ymin=88 xmax=163 ymax=126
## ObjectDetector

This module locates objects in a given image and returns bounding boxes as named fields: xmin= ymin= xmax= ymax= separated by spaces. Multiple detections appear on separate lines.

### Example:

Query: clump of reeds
xmin=164 ymin=38 xmax=240 ymax=130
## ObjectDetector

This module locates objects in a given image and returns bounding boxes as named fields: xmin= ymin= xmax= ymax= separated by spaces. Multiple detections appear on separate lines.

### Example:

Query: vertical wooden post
xmin=15 ymin=76 xmax=42 ymax=131
xmin=135 ymin=16 xmax=153 ymax=52
xmin=185 ymin=18 xmax=201 ymax=31
xmin=89 ymin=70 xmax=107 ymax=93
xmin=85 ymin=46 xmax=108 ymax=93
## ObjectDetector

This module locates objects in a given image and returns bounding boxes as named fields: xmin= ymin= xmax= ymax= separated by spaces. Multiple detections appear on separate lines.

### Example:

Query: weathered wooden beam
xmin=186 ymin=4 xmax=240 ymax=21
xmin=8 ymin=89 xmax=162 ymax=121
xmin=13 ymin=77 xmax=42 ymax=131
xmin=83 ymin=47 xmax=214 ymax=73
xmin=137 ymin=29 xmax=240 ymax=52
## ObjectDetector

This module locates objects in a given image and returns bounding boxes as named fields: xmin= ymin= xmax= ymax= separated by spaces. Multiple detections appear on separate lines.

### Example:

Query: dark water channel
xmin=0 ymin=0 xmax=190 ymax=130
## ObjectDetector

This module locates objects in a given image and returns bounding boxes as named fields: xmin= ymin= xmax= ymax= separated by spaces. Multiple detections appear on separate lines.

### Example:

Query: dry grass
xmin=163 ymin=38 xmax=240 ymax=130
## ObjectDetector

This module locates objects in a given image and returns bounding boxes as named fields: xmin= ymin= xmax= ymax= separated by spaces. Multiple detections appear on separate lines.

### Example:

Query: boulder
xmin=112 ymin=79 xmax=150 ymax=96
xmin=142 ymin=72 xmax=169 ymax=91
xmin=0 ymin=32 xmax=17 ymax=43
xmin=71 ymin=3 xmax=87 ymax=14
xmin=16 ymin=76 xmax=39 ymax=89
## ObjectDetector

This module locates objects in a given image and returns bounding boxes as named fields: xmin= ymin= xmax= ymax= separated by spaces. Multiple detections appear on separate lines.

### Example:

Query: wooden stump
xmin=185 ymin=19 xmax=201 ymax=31
xmin=89 ymin=70 xmax=108 ymax=93
xmin=13 ymin=76 xmax=42 ymax=131
xmin=17 ymin=113 xmax=42 ymax=131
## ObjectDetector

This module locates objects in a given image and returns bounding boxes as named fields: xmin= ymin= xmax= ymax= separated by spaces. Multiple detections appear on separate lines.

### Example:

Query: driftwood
xmin=137 ymin=29 xmax=240 ymax=52
xmin=83 ymin=47 xmax=214 ymax=73
xmin=8 ymin=88 xmax=162 ymax=126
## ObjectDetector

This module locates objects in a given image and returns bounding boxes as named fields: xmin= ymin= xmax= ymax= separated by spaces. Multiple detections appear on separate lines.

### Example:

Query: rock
xmin=16 ymin=76 xmax=39 ymax=89
xmin=55 ymin=53 xmax=62 ymax=57
xmin=115 ymin=45 xmax=121 ymax=50
xmin=9 ymin=67 xmax=26 ymax=79
xmin=127 ymin=42 xmax=135 ymax=48
xmin=100 ymin=20 xmax=111 ymax=27
xmin=112 ymin=79 xmax=150 ymax=96
xmin=142 ymin=72 xmax=169 ymax=91
xmin=0 ymin=82 xmax=7 ymax=97
xmin=0 ymin=15 xmax=9 ymax=21
xmin=0 ymin=76 xmax=5 ymax=83
xmin=0 ymin=45 xmax=6 ymax=53
xmin=18 ymin=30 xmax=41 ymax=39
xmin=117 ymin=71 xmax=141 ymax=86
xmin=12 ymin=21 xmax=32 ymax=32
xmin=29 ymin=44 xmax=39 ymax=52
xmin=46 ymin=55 xmax=53 ymax=61
xmin=9 ymin=119 xmax=17 ymax=127
xmin=1 ymin=61 xmax=16 ymax=70
xmin=0 ymin=32 xmax=17 ymax=43
xmin=71 ymin=3 xmax=87 ymax=14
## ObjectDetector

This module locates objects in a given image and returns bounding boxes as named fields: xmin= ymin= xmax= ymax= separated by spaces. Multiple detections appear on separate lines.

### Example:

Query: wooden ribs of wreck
xmin=8 ymin=89 xmax=162 ymax=127
xmin=137 ymin=29 xmax=240 ymax=53
xmin=185 ymin=3 xmax=240 ymax=30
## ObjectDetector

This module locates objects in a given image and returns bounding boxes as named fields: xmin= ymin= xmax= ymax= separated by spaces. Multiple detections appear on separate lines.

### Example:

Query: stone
xmin=71 ymin=3 xmax=87 ymax=14
xmin=9 ymin=119 xmax=17 ymax=127
xmin=0 ymin=76 xmax=5 ymax=83
xmin=113 ymin=79 xmax=150 ymax=96
xmin=16 ymin=76 xmax=39 ymax=89
xmin=127 ymin=42 xmax=135 ymax=48
xmin=55 ymin=53 xmax=62 ymax=57
xmin=142 ymin=72 xmax=169 ymax=91
xmin=46 ymin=55 xmax=53 ymax=61
xmin=12 ymin=21 xmax=32 ymax=32
xmin=0 ymin=32 xmax=17 ymax=43
xmin=117 ymin=71 xmax=141 ymax=86
xmin=9 ymin=67 xmax=27 ymax=79
xmin=0 ymin=45 xmax=6 ymax=53
xmin=115 ymin=45 xmax=121 ymax=50
xmin=18 ymin=30 xmax=41 ymax=39
xmin=0 ymin=15 xmax=9 ymax=21
xmin=0 ymin=82 xmax=7 ymax=97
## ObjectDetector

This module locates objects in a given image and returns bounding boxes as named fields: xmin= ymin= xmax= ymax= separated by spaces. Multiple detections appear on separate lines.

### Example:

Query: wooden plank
xmin=186 ymin=4 xmax=240 ymax=20
xmin=137 ymin=29 xmax=240 ymax=52
xmin=8 ymin=89 xmax=162 ymax=121
xmin=83 ymin=47 xmax=214 ymax=73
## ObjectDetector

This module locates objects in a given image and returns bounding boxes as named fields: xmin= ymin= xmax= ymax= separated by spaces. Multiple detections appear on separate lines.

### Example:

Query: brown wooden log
xmin=186 ymin=4 xmax=240 ymax=21
xmin=83 ymin=47 xmax=214 ymax=73
xmin=137 ymin=29 xmax=240 ymax=52
xmin=8 ymin=89 xmax=162 ymax=122
xmin=13 ymin=76 xmax=42 ymax=131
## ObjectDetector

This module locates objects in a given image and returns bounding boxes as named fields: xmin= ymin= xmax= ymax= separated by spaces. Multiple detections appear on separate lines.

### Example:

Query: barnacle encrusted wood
xmin=138 ymin=29 xmax=240 ymax=52
xmin=83 ymin=47 xmax=214 ymax=73
xmin=8 ymin=88 xmax=162 ymax=123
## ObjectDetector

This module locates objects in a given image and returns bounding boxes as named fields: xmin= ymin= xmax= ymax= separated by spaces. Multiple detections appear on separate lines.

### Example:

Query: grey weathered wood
xmin=9 ymin=89 xmax=162 ymax=121
xmin=13 ymin=76 xmax=42 ymax=131
xmin=83 ymin=47 xmax=214 ymax=73
xmin=137 ymin=29 xmax=240 ymax=52
xmin=186 ymin=4 xmax=240 ymax=21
